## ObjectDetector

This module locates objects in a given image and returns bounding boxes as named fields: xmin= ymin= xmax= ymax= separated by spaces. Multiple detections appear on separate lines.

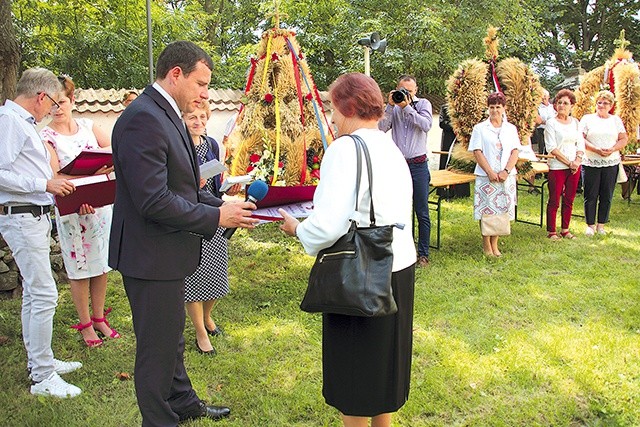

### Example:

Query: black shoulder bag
xmin=300 ymin=134 xmax=398 ymax=317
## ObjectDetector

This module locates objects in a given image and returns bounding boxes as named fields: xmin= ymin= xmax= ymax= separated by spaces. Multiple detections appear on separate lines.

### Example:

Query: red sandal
xmin=70 ymin=321 xmax=103 ymax=347
xmin=91 ymin=307 xmax=121 ymax=339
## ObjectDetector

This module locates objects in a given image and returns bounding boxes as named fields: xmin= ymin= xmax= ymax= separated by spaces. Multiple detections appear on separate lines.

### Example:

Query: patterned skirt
xmin=473 ymin=175 xmax=517 ymax=220
xmin=184 ymin=227 xmax=230 ymax=302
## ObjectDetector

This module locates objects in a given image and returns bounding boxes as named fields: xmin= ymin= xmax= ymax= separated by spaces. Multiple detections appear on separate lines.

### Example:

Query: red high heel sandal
xmin=91 ymin=307 xmax=121 ymax=339
xmin=70 ymin=321 xmax=103 ymax=347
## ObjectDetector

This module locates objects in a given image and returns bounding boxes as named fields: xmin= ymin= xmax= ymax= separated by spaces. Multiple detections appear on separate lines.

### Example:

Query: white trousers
xmin=0 ymin=213 xmax=57 ymax=381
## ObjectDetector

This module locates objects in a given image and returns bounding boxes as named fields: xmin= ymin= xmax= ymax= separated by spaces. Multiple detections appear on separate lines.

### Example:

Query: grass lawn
xmin=1 ymin=182 xmax=639 ymax=426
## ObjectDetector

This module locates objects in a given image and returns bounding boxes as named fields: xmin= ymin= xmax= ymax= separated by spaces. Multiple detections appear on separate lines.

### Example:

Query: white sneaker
xmin=53 ymin=359 xmax=82 ymax=375
xmin=28 ymin=359 xmax=82 ymax=379
xmin=585 ymin=227 xmax=595 ymax=237
xmin=597 ymin=228 xmax=606 ymax=235
xmin=30 ymin=372 xmax=82 ymax=398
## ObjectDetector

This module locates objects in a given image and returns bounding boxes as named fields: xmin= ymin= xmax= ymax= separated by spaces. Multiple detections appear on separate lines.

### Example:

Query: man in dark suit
xmin=109 ymin=41 xmax=259 ymax=426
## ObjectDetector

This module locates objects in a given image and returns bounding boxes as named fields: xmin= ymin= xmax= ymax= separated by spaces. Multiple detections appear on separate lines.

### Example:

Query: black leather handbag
xmin=300 ymin=134 xmax=398 ymax=317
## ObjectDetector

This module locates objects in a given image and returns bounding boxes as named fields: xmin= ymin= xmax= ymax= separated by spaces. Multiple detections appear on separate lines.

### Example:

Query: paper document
xmin=220 ymin=175 xmax=252 ymax=192
xmin=251 ymin=201 xmax=314 ymax=224
xmin=199 ymin=159 xmax=227 ymax=180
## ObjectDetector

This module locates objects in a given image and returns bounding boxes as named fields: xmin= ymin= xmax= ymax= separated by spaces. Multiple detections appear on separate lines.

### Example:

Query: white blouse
xmin=468 ymin=119 xmax=521 ymax=176
xmin=579 ymin=114 xmax=626 ymax=167
xmin=544 ymin=117 xmax=585 ymax=170
xmin=295 ymin=128 xmax=416 ymax=272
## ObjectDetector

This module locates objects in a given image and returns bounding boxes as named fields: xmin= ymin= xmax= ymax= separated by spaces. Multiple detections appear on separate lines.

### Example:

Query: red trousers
xmin=546 ymin=167 xmax=581 ymax=233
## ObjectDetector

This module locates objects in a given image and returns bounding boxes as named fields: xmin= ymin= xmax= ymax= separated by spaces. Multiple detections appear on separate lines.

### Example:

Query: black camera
xmin=391 ymin=88 xmax=410 ymax=104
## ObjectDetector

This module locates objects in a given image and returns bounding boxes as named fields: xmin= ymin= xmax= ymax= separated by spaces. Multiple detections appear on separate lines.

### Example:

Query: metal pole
xmin=146 ymin=0 xmax=153 ymax=84
xmin=364 ymin=47 xmax=370 ymax=76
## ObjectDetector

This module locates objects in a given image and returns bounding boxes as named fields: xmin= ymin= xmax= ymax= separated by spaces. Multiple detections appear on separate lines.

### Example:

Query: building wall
xmin=70 ymin=110 xmax=445 ymax=170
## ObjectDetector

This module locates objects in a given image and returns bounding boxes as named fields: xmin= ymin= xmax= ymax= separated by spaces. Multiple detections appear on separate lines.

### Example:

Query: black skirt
xmin=322 ymin=265 xmax=415 ymax=417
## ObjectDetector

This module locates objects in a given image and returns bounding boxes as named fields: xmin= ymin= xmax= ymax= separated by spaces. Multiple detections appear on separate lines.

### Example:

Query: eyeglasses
xmin=556 ymin=101 xmax=572 ymax=106
xmin=38 ymin=92 xmax=60 ymax=112
xmin=596 ymin=101 xmax=612 ymax=106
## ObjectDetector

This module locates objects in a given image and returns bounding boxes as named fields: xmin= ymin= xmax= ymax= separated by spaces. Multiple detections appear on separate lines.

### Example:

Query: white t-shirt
xmin=468 ymin=119 xmax=521 ymax=176
xmin=296 ymin=128 xmax=416 ymax=272
xmin=544 ymin=117 xmax=585 ymax=170
xmin=578 ymin=114 xmax=626 ymax=167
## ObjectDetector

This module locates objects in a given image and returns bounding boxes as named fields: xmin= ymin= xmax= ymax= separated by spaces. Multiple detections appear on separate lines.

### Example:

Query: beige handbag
xmin=481 ymin=213 xmax=511 ymax=236
xmin=617 ymin=163 xmax=628 ymax=184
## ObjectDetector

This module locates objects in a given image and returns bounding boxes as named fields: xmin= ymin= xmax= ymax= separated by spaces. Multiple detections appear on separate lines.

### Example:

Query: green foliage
xmin=10 ymin=0 xmax=638 ymax=95
xmin=1 ymin=185 xmax=640 ymax=425
xmin=533 ymin=0 xmax=640 ymax=72
xmin=13 ymin=0 xmax=202 ymax=88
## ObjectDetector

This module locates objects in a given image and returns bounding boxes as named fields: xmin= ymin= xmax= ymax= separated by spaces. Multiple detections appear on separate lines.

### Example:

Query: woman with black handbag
xmin=280 ymin=73 xmax=416 ymax=427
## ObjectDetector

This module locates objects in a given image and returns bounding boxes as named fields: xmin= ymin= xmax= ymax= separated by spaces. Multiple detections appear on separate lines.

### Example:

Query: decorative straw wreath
xmin=446 ymin=27 xmax=542 ymax=178
xmin=573 ymin=30 xmax=640 ymax=154
xmin=227 ymin=26 xmax=333 ymax=187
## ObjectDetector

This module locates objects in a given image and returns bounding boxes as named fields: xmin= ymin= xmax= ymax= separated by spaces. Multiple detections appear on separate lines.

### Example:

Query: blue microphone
xmin=222 ymin=180 xmax=269 ymax=239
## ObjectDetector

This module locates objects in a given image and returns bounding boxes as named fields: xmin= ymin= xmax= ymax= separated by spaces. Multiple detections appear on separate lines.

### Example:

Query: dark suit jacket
xmin=109 ymin=85 xmax=222 ymax=281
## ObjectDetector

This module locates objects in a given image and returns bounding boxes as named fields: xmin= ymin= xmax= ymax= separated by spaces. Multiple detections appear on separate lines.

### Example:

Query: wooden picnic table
xmin=427 ymin=170 xmax=476 ymax=249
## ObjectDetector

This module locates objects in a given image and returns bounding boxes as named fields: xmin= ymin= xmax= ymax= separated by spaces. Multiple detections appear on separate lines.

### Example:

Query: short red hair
xmin=487 ymin=92 xmax=506 ymax=106
xmin=555 ymin=89 xmax=576 ymax=105
xmin=328 ymin=73 xmax=384 ymax=120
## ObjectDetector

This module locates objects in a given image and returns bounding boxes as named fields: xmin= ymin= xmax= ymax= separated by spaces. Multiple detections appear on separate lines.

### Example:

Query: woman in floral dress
xmin=40 ymin=75 xmax=119 ymax=347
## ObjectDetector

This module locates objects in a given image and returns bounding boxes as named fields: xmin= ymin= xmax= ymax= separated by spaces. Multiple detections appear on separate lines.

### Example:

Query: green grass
xmin=1 ymin=182 xmax=639 ymax=426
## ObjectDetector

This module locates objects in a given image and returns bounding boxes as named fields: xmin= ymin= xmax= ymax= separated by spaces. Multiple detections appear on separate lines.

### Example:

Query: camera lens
xmin=391 ymin=89 xmax=406 ymax=104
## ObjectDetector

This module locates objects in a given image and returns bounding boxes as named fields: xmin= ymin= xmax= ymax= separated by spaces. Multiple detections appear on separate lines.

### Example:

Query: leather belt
xmin=0 ymin=205 xmax=51 ymax=217
xmin=406 ymin=154 xmax=427 ymax=164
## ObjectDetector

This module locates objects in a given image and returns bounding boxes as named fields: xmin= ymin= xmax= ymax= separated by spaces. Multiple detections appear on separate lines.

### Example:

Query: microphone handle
xmin=221 ymin=195 xmax=258 ymax=240
xmin=222 ymin=227 xmax=236 ymax=239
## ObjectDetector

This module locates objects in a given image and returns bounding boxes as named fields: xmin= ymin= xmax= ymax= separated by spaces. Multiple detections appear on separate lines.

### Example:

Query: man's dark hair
xmin=156 ymin=41 xmax=214 ymax=80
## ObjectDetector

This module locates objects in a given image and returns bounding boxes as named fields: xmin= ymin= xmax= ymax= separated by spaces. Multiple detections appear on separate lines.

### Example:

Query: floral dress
xmin=40 ymin=118 xmax=112 ymax=279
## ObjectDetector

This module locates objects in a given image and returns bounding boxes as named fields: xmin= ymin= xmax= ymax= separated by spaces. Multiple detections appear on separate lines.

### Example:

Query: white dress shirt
xmin=0 ymin=100 xmax=54 ymax=205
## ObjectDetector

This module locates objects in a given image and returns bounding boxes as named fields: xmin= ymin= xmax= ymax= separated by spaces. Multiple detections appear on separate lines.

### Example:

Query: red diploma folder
xmin=256 ymin=185 xmax=316 ymax=208
xmin=58 ymin=148 xmax=113 ymax=176
xmin=55 ymin=173 xmax=116 ymax=216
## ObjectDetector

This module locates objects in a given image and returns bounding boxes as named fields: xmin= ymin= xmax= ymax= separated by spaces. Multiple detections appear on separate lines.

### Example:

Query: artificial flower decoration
xmin=263 ymin=93 xmax=274 ymax=104
xmin=246 ymin=140 xmax=287 ymax=185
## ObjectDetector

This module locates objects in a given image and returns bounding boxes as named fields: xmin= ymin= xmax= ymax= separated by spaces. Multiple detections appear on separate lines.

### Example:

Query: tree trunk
xmin=0 ymin=0 xmax=20 ymax=103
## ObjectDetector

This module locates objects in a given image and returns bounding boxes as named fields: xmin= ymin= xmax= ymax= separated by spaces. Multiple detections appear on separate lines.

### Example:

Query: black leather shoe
xmin=195 ymin=339 xmax=216 ymax=356
xmin=206 ymin=326 xmax=223 ymax=337
xmin=179 ymin=401 xmax=230 ymax=422
xmin=202 ymin=404 xmax=230 ymax=421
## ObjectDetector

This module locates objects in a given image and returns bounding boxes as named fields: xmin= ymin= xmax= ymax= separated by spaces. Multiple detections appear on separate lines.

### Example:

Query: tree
xmin=0 ymin=0 xmax=20 ymax=103
xmin=538 ymin=0 xmax=640 ymax=72
xmin=12 ymin=0 xmax=203 ymax=89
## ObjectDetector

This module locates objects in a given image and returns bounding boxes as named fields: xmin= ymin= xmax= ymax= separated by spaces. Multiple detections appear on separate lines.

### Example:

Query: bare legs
xmin=342 ymin=413 xmax=392 ymax=427
xmin=69 ymin=273 xmax=112 ymax=342
xmin=480 ymin=224 xmax=501 ymax=257
xmin=186 ymin=299 xmax=218 ymax=352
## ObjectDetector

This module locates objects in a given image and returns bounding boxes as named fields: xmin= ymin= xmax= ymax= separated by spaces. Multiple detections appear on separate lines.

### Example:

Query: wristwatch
xmin=503 ymin=168 xmax=509 ymax=174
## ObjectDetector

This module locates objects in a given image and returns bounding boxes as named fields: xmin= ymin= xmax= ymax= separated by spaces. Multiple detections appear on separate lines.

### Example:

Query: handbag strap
xmin=346 ymin=134 xmax=376 ymax=226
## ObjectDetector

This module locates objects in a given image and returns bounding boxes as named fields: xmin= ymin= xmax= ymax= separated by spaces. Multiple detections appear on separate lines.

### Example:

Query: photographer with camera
xmin=379 ymin=75 xmax=433 ymax=267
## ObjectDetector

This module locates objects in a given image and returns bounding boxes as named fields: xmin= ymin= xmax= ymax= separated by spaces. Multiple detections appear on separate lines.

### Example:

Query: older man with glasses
xmin=0 ymin=67 xmax=81 ymax=398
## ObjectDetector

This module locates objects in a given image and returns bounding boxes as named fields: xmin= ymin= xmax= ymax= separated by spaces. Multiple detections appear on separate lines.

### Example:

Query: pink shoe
xmin=70 ymin=321 xmax=103 ymax=347
xmin=92 ymin=308 xmax=121 ymax=339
